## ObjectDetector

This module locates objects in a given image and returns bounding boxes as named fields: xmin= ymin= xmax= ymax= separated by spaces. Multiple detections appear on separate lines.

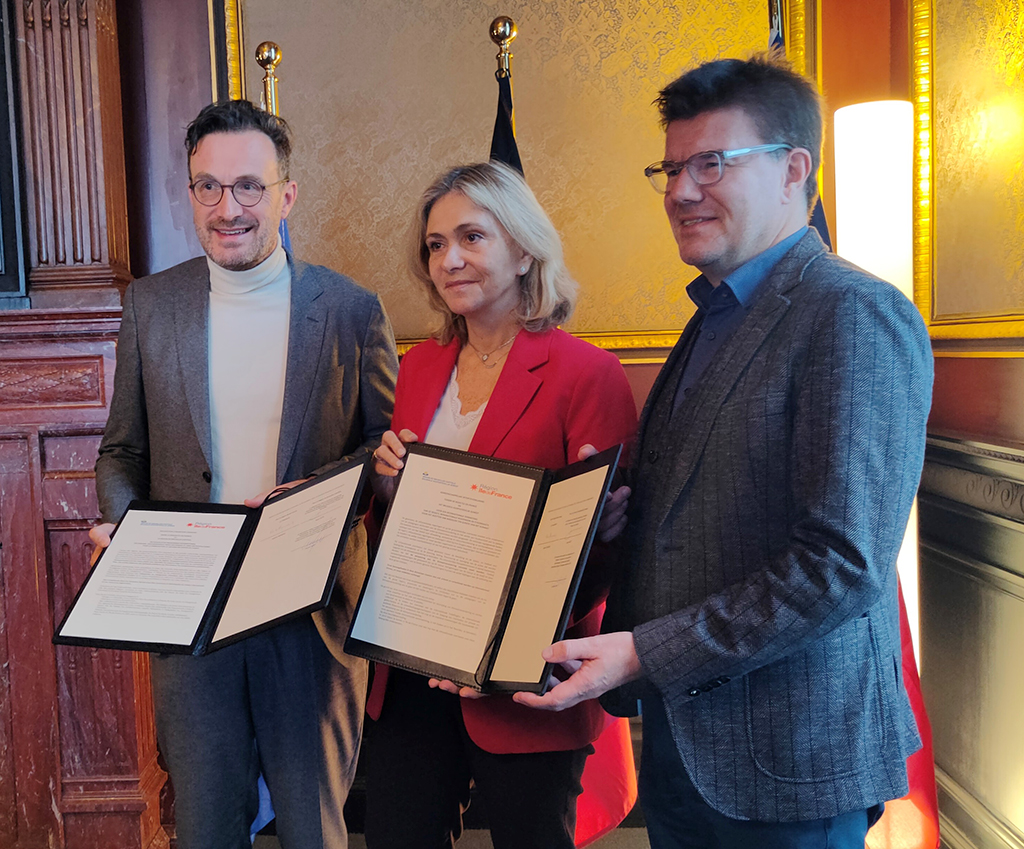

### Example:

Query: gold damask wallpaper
xmin=932 ymin=0 xmax=1024 ymax=321
xmin=240 ymin=0 xmax=764 ymax=339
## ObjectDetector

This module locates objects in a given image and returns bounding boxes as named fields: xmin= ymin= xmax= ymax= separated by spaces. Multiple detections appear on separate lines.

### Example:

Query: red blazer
xmin=366 ymin=327 xmax=637 ymax=753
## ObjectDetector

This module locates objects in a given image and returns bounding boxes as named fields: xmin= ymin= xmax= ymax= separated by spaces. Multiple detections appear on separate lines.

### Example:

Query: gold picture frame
xmin=781 ymin=0 xmax=818 ymax=83
xmin=209 ymin=0 xmax=245 ymax=102
xmin=912 ymin=0 xmax=1024 ymax=342
xmin=213 ymin=2 xmax=817 ymax=356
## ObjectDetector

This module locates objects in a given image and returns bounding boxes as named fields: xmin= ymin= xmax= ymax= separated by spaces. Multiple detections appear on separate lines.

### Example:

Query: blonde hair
xmin=409 ymin=161 xmax=578 ymax=344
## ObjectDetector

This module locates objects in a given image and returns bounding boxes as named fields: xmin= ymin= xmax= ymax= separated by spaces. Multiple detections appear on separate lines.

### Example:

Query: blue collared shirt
xmin=674 ymin=227 xmax=808 ymax=410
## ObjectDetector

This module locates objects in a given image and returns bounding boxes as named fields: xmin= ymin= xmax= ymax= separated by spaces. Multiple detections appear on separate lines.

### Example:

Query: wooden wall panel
xmin=0 ymin=313 xmax=167 ymax=849
xmin=929 ymin=356 xmax=1024 ymax=450
xmin=11 ymin=0 xmax=129 ymax=308
xmin=919 ymin=437 xmax=1024 ymax=849
xmin=0 ymin=432 xmax=61 ymax=848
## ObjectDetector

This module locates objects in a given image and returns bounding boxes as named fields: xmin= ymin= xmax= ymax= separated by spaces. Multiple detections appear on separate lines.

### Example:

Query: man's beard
xmin=199 ymin=215 xmax=276 ymax=271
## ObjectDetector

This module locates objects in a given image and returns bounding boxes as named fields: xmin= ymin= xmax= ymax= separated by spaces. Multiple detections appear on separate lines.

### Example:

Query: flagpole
xmin=488 ymin=17 xmax=523 ymax=174
xmin=489 ymin=16 xmax=517 ymax=81
xmin=255 ymin=41 xmax=282 ymax=116
xmin=254 ymin=40 xmax=292 ymax=252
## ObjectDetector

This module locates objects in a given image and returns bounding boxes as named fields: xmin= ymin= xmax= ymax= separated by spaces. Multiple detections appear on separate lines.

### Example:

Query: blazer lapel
xmin=469 ymin=330 xmax=547 ymax=457
xmin=277 ymin=257 xmax=327 ymax=479
xmin=404 ymin=339 xmax=461 ymax=438
xmin=174 ymin=264 xmax=213 ymax=469
xmin=655 ymin=231 xmax=827 ymax=523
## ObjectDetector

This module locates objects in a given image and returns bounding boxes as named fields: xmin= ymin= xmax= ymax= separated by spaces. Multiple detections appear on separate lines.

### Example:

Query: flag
xmin=490 ymin=73 xmax=524 ymax=175
xmin=575 ymin=715 xmax=639 ymax=847
xmin=809 ymin=201 xmax=832 ymax=250
xmin=866 ymin=581 xmax=941 ymax=849
xmin=485 ymin=47 xmax=635 ymax=842
xmin=768 ymin=0 xmax=833 ymax=249
xmin=279 ymin=218 xmax=292 ymax=254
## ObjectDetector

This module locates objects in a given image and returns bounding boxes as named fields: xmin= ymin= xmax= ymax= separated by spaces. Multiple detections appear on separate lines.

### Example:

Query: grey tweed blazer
xmin=95 ymin=253 xmax=398 ymax=646
xmin=602 ymin=229 xmax=933 ymax=822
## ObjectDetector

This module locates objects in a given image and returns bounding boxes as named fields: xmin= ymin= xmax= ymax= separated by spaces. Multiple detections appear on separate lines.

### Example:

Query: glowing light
xmin=834 ymin=100 xmax=921 ymax=665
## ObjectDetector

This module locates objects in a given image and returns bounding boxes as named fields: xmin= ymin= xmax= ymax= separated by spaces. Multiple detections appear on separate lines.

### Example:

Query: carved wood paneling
xmin=0 ymin=432 xmax=61 ymax=848
xmin=0 ymin=310 xmax=167 ymax=849
xmin=0 ymin=356 xmax=104 ymax=407
xmin=12 ymin=0 xmax=129 ymax=308
xmin=920 ymin=434 xmax=1024 ymax=848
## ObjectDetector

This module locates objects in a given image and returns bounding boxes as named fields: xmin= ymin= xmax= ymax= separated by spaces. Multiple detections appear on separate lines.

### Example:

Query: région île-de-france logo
xmin=187 ymin=522 xmax=227 ymax=530
xmin=470 ymin=482 xmax=513 ymax=500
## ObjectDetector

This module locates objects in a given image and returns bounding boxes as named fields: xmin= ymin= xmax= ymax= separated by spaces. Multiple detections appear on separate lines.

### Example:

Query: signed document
xmin=55 ymin=457 xmax=369 ymax=655
xmin=345 ymin=443 xmax=620 ymax=693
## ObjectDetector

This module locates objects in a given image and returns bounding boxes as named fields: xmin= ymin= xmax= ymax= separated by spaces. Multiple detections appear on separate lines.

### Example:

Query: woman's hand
xmin=370 ymin=429 xmax=419 ymax=502
xmin=428 ymin=678 xmax=489 ymax=699
xmin=576 ymin=444 xmax=630 ymax=543
xmin=244 ymin=477 xmax=312 ymax=508
xmin=88 ymin=523 xmax=116 ymax=566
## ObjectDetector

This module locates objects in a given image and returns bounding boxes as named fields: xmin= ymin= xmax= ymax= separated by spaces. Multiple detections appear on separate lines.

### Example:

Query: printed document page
xmin=213 ymin=464 xmax=364 ymax=641
xmin=350 ymin=451 xmax=536 ymax=674
xmin=489 ymin=466 xmax=608 ymax=683
xmin=59 ymin=510 xmax=247 ymax=645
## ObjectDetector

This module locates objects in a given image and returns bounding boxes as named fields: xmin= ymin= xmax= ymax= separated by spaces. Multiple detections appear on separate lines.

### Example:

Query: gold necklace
xmin=466 ymin=331 xmax=518 ymax=369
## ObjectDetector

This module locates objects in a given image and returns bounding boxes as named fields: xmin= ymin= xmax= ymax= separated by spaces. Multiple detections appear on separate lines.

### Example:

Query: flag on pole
xmin=865 ymin=582 xmax=941 ymax=849
xmin=769 ymin=0 xmax=833 ymax=249
xmin=484 ymin=18 xmax=634 ymax=843
xmin=490 ymin=72 xmax=524 ymax=175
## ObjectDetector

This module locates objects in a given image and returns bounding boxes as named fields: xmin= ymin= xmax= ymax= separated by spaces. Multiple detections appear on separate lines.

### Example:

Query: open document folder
xmin=54 ymin=457 xmax=370 ymax=655
xmin=345 ymin=443 xmax=621 ymax=694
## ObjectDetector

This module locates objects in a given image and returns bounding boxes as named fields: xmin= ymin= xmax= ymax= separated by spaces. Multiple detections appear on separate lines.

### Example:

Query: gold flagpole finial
xmin=489 ymin=17 xmax=517 ymax=80
xmin=255 ymin=41 xmax=282 ymax=116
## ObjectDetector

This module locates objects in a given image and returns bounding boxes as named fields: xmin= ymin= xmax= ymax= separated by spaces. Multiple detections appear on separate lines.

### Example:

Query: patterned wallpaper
xmin=241 ymin=0 xmax=764 ymax=339
xmin=933 ymin=0 xmax=1024 ymax=320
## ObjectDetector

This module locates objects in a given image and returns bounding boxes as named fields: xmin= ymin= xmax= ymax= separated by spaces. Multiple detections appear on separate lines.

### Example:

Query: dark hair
xmin=655 ymin=53 xmax=822 ymax=207
xmin=184 ymin=100 xmax=292 ymax=178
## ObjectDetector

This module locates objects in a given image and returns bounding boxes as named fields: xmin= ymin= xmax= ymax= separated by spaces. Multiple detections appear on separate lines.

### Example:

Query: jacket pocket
xmin=744 ymin=615 xmax=884 ymax=782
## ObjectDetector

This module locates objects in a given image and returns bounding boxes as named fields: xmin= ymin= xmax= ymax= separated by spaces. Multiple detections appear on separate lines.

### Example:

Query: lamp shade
xmin=834 ymin=100 xmax=914 ymax=299
xmin=834 ymin=99 xmax=919 ymax=661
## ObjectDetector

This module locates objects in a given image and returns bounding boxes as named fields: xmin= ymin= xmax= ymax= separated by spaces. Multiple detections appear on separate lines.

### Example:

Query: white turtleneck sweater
xmin=207 ymin=241 xmax=291 ymax=503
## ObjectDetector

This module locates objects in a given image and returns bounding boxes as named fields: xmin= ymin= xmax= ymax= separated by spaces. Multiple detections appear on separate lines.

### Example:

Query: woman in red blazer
xmin=363 ymin=162 xmax=637 ymax=849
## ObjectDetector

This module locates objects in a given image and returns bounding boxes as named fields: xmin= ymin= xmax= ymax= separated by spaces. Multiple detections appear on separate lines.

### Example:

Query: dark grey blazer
xmin=603 ymin=230 xmax=933 ymax=822
xmin=95 ymin=254 xmax=398 ymax=646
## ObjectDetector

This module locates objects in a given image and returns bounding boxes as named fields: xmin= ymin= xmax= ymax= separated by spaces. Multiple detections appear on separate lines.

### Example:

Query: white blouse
xmin=424 ymin=366 xmax=487 ymax=450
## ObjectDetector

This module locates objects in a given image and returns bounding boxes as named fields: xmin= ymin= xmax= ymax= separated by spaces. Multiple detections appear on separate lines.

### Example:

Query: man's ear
xmin=781 ymin=148 xmax=813 ymax=205
xmin=280 ymin=180 xmax=298 ymax=220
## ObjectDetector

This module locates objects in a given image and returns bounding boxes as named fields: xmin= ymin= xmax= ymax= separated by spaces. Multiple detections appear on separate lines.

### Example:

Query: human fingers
xmin=577 ymin=443 xmax=597 ymax=462
xmin=88 ymin=522 xmax=116 ymax=565
xmin=428 ymin=678 xmax=487 ymax=699
xmin=244 ymin=477 xmax=308 ymax=508
xmin=513 ymin=675 xmax=591 ymax=711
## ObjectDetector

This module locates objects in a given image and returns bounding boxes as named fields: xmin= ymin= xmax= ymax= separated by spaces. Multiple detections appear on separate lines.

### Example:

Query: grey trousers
xmin=150 ymin=614 xmax=367 ymax=849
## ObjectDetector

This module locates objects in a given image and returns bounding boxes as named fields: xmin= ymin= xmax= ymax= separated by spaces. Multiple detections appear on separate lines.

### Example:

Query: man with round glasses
xmin=92 ymin=99 xmax=398 ymax=848
xmin=516 ymin=54 xmax=932 ymax=849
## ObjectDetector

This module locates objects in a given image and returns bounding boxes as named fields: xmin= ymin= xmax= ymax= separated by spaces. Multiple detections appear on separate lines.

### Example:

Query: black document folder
xmin=54 ymin=456 xmax=370 ymax=655
xmin=344 ymin=443 xmax=620 ymax=694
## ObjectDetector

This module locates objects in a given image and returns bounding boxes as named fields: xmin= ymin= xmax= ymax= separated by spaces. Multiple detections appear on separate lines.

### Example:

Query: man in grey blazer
xmin=90 ymin=101 xmax=398 ymax=849
xmin=516 ymin=56 xmax=932 ymax=847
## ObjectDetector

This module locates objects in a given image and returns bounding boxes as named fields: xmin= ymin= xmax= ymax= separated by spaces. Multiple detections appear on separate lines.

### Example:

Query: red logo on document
xmin=473 ymin=483 xmax=512 ymax=499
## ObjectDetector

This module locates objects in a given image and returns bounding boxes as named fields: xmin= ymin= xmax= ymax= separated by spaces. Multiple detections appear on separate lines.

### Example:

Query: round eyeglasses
xmin=644 ymin=144 xmax=794 ymax=194
xmin=189 ymin=177 xmax=289 ymax=207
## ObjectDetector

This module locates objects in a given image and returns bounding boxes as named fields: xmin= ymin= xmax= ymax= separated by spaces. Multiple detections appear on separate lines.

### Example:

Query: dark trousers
xmin=150 ymin=616 xmax=366 ymax=849
xmin=363 ymin=670 xmax=590 ymax=849
xmin=638 ymin=695 xmax=884 ymax=849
